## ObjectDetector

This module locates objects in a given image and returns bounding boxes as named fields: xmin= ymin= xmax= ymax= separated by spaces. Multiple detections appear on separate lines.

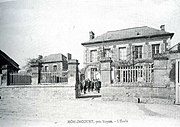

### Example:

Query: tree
xmin=22 ymin=55 xmax=43 ymax=73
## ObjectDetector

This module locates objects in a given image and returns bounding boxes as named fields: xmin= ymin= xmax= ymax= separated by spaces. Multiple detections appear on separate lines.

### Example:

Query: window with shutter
xmin=134 ymin=46 xmax=142 ymax=59
xmin=53 ymin=65 xmax=57 ymax=72
xmin=90 ymin=50 xmax=98 ymax=62
xmin=104 ymin=48 xmax=111 ymax=57
xmin=152 ymin=44 xmax=160 ymax=57
xmin=45 ymin=66 xmax=48 ymax=72
xmin=119 ymin=47 xmax=127 ymax=60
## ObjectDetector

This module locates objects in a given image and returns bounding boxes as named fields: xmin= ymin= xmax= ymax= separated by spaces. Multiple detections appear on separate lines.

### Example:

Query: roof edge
xmin=0 ymin=50 xmax=19 ymax=69
xmin=81 ymin=33 xmax=174 ymax=46
xmin=107 ymin=26 xmax=148 ymax=33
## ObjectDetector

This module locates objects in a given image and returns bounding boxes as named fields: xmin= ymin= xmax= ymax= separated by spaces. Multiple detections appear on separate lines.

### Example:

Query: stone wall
xmin=101 ymin=86 xmax=175 ymax=104
xmin=0 ymin=84 xmax=75 ymax=101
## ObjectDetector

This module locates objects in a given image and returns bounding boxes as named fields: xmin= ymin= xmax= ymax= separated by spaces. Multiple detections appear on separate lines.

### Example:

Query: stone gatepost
xmin=1 ymin=65 xmax=10 ymax=86
xmin=68 ymin=59 xmax=79 ymax=98
xmin=100 ymin=57 xmax=112 ymax=86
xmin=31 ymin=63 xmax=42 ymax=85
xmin=153 ymin=59 xmax=169 ymax=87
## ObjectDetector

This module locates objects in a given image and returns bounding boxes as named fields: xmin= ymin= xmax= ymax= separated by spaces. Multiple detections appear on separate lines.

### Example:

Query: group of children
xmin=80 ymin=79 xmax=101 ymax=94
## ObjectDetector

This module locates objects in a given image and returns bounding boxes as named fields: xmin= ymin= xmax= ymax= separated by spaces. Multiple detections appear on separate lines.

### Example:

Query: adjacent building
xmin=41 ymin=53 xmax=68 ymax=73
xmin=0 ymin=50 xmax=20 ymax=86
xmin=31 ymin=53 xmax=71 ymax=84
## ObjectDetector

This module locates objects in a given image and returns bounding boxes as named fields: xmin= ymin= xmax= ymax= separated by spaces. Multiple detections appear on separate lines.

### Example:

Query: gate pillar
xmin=100 ymin=57 xmax=112 ymax=86
xmin=68 ymin=59 xmax=80 ymax=98
xmin=1 ymin=65 xmax=10 ymax=86
xmin=31 ymin=63 xmax=42 ymax=85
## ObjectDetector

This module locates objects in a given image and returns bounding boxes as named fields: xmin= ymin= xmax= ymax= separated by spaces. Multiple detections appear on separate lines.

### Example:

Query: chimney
xmin=89 ymin=31 xmax=95 ymax=40
xmin=160 ymin=25 xmax=165 ymax=31
xmin=67 ymin=53 xmax=72 ymax=61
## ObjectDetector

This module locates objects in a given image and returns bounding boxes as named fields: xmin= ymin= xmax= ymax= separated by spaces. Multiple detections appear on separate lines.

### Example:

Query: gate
xmin=41 ymin=72 xmax=68 ymax=83
xmin=176 ymin=59 xmax=180 ymax=104
xmin=10 ymin=73 xmax=32 ymax=85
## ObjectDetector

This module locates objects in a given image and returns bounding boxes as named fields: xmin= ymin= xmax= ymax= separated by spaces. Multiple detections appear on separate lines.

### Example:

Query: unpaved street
xmin=0 ymin=97 xmax=180 ymax=127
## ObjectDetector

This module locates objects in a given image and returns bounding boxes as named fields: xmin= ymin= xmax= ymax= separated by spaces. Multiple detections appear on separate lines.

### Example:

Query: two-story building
xmin=41 ymin=53 xmax=68 ymax=73
xmin=31 ymin=53 xmax=71 ymax=84
xmin=81 ymin=25 xmax=174 ymax=86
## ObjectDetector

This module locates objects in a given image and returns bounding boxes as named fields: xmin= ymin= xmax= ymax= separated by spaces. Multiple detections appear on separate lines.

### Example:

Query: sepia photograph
xmin=0 ymin=0 xmax=180 ymax=127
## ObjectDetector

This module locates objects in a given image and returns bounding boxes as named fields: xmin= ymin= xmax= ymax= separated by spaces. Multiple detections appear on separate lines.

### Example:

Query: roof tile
xmin=42 ymin=53 xmax=65 ymax=63
xmin=82 ymin=26 xmax=174 ymax=45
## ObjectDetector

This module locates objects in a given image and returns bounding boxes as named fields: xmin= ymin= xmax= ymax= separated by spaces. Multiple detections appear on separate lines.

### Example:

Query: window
xmin=44 ymin=66 xmax=48 ymax=72
xmin=90 ymin=50 xmax=97 ymax=62
xmin=134 ymin=46 xmax=142 ymax=59
xmin=104 ymin=49 xmax=110 ymax=57
xmin=152 ymin=44 xmax=160 ymax=57
xmin=53 ymin=65 xmax=57 ymax=72
xmin=119 ymin=47 xmax=127 ymax=60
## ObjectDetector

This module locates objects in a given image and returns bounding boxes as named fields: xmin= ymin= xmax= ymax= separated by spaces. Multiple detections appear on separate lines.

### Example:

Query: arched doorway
xmin=77 ymin=64 xmax=101 ymax=98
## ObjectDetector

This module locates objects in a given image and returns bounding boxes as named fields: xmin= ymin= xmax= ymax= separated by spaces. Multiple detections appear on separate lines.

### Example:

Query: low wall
xmin=0 ymin=84 xmax=75 ymax=101
xmin=101 ymin=86 xmax=175 ymax=104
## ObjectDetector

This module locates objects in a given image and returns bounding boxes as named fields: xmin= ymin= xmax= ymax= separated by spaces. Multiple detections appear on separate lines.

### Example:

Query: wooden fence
xmin=41 ymin=72 xmax=68 ymax=83
xmin=10 ymin=73 xmax=32 ymax=85
xmin=115 ymin=65 xmax=153 ymax=83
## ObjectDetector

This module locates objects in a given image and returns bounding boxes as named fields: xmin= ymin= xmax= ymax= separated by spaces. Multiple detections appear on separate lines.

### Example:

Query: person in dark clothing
xmin=97 ymin=79 xmax=101 ymax=93
xmin=84 ymin=79 xmax=88 ymax=94
xmin=80 ymin=81 xmax=83 ymax=93
xmin=88 ymin=79 xmax=91 ymax=92
xmin=91 ymin=80 xmax=94 ymax=92
xmin=95 ymin=79 xmax=98 ymax=91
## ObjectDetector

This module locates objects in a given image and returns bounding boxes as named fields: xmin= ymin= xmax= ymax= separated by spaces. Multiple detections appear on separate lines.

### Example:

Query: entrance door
xmin=91 ymin=68 xmax=97 ymax=80
xmin=176 ymin=59 xmax=180 ymax=104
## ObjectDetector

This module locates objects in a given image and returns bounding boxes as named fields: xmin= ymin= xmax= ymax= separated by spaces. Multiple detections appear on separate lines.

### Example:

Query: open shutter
xmin=161 ymin=40 xmax=166 ymax=53
xmin=83 ymin=48 xmax=88 ymax=64
xmin=131 ymin=45 xmax=135 ymax=60
xmin=113 ymin=46 xmax=118 ymax=61
xmin=126 ymin=45 xmax=130 ymax=60
xmin=142 ymin=44 xmax=146 ymax=59
xmin=148 ymin=44 xmax=152 ymax=58
xmin=86 ymin=48 xmax=90 ymax=63
xmin=143 ymin=43 xmax=149 ymax=59
xmin=97 ymin=47 xmax=100 ymax=61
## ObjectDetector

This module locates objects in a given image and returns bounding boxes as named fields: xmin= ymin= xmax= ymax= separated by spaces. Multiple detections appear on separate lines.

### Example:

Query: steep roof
xmin=0 ymin=50 xmax=19 ymax=70
xmin=42 ymin=53 xmax=66 ymax=63
xmin=82 ymin=26 xmax=174 ymax=45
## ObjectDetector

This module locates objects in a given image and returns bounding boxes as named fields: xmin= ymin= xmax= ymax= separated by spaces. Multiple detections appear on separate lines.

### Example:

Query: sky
xmin=0 ymin=0 xmax=180 ymax=69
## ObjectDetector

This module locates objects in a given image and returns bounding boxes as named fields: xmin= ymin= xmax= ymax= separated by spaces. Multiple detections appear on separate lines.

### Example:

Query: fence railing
xmin=115 ymin=65 xmax=153 ymax=83
xmin=10 ymin=73 xmax=32 ymax=85
xmin=41 ymin=72 xmax=68 ymax=83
